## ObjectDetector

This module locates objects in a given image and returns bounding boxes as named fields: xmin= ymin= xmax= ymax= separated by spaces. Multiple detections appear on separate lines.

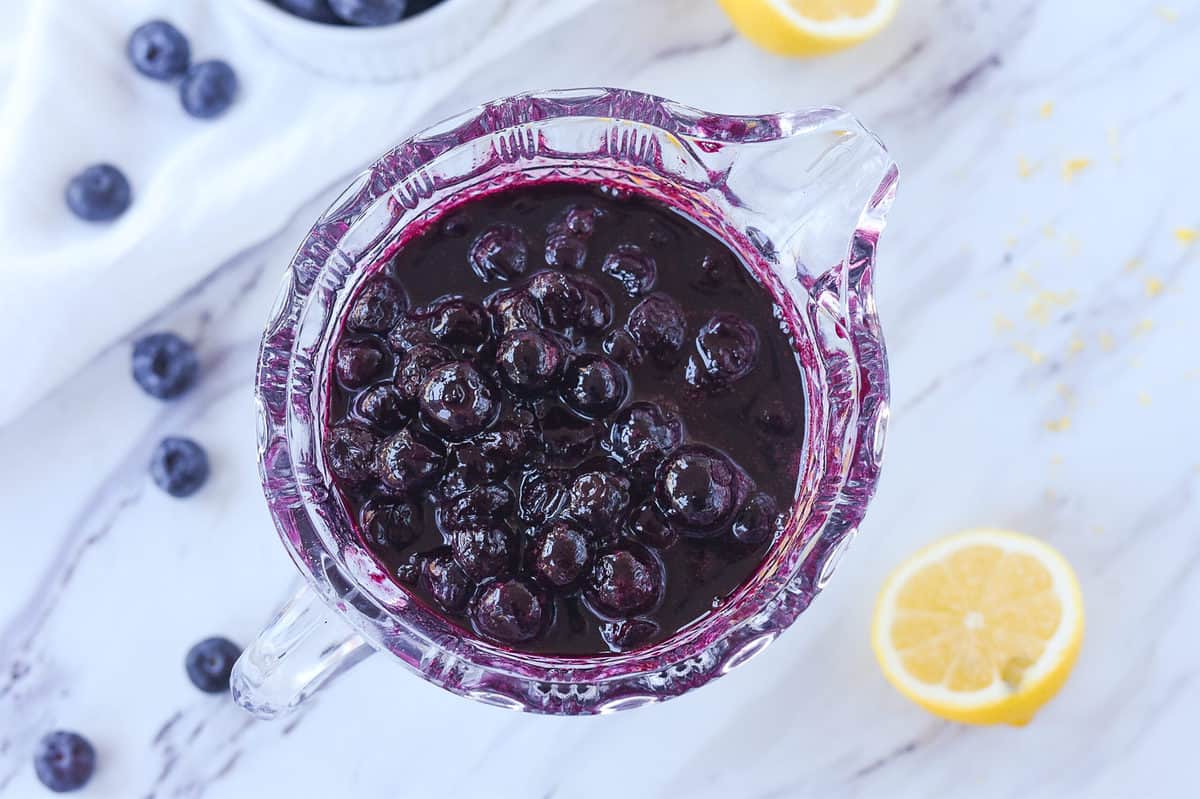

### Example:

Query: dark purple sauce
xmin=324 ymin=182 xmax=805 ymax=655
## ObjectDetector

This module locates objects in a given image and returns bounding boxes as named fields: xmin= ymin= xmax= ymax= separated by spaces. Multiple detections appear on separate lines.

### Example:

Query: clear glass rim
xmin=255 ymin=87 xmax=896 ymax=711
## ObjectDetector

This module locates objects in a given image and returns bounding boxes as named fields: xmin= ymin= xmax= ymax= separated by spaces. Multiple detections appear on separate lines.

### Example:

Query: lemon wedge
xmin=872 ymin=529 xmax=1084 ymax=725
xmin=717 ymin=0 xmax=899 ymax=56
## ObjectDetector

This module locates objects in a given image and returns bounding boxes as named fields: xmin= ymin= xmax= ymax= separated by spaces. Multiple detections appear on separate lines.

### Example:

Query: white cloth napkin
xmin=0 ymin=0 xmax=594 ymax=424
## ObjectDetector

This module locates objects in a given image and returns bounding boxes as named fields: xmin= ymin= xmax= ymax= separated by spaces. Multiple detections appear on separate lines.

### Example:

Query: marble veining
xmin=1 ymin=0 xmax=1198 ymax=796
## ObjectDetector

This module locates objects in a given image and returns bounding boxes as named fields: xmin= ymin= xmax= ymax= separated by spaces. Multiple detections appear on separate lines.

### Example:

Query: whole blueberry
xmin=530 ymin=520 xmax=591 ymax=588
xmin=359 ymin=497 xmax=421 ymax=551
xmin=374 ymin=428 xmax=444 ymax=493
xmin=334 ymin=338 xmax=387 ymax=389
xmin=33 ymin=731 xmax=96 ymax=793
xmin=608 ymin=401 xmax=685 ymax=480
xmin=732 ymin=492 xmax=781 ymax=545
xmin=353 ymin=383 xmax=409 ymax=431
xmin=540 ymin=404 xmax=600 ymax=462
xmin=325 ymin=424 xmax=378 ymax=484
xmin=544 ymin=232 xmax=588 ymax=270
xmin=180 ymin=60 xmax=238 ymax=119
xmin=685 ymin=313 xmax=759 ymax=389
xmin=438 ymin=483 xmax=514 ymax=534
xmin=65 ymin=164 xmax=131 ymax=222
xmin=469 ymin=223 xmax=528 ymax=282
xmin=601 ymin=243 xmax=657 ymax=296
xmin=149 ymin=437 xmax=209 ymax=498
xmin=184 ymin=636 xmax=241 ymax=693
xmin=561 ymin=354 xmax=627 ymax=418
xmin=625 ymin=500 xmax=678 ymax=549
xmin=394 ymin=343 xmax=451 ymax=404
xmin=330 ymin=0 xmax=408 ymax=25
xmin=131 ymin=332 xmax=198 ymax=399
xmin=567 ymin=471 xmax=631 ymax=540
xmin=428 ymin=297 xmax=491 ymax=350
xmin=273 ymin=0 xmax=344 ymax=23
xmin=655 ymin=445 xmax=740 ymax=533
xmin=418 ymin=361 xmax=498 ymax=439
xmin=471 ymin=579 xmax=546 ymax=643
xmin=348 ymin=275 xmax=408 ymax=333
xmin=127 ymin=19 xmax=191 ymax=80
xmin=451 ymin=522 xmax=516 ymax=581
xmin=585 ymin=547 xmax=665 ymax=618
xmin=517 ymin=468 xmax=569 ymax=526
xmin=600 ymin=618 xmax=659 ymax=652
xmin=496 ymin=330 xmax=565 ymax=395
xmin=487 ymin=287 xmax=542 ymax=334
xmin=420 ymin=551 xmax=473 ymax=612
xmin=627 ymin=292 xmax=687 ymax=363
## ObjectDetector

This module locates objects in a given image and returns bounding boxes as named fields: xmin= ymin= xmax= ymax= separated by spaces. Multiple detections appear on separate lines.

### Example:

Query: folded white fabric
xmin=0 ymin=0 xmax=594 ymax=424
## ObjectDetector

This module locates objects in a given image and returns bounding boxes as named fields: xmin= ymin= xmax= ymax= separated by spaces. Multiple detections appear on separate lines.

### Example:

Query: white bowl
xmin=231 ymin=0 xmax=504 ymax=81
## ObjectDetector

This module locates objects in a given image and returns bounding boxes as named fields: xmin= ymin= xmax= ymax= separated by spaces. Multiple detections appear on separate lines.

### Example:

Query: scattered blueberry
xmin=325 ymin=424 xmax=378 ymax=483
xmin=608 ymin=401 xmax=685 ymax=480
xmin=561 ymin=354 xmax=627 ymax=418
xmin=418 ymin=361 xmax=498 ymax=439
xmin=656 ymin=445 xmax=739 ymax=533
xmin=626 ymin=292 xmax=687 ymax=364
xmin=625 ymin=501 xmax=678 ymax=549
xmin=329 ymin=0 xmax=408 ymax=25
xmin=33 ymin=731 xmax=96 ymax=793
xmin=65 ymin=164 xmax=131 ymax=222
xmin=471 ymin=579 xmax=546 ymax=643
xmin=374 ymin=428 xmax=444 ymax=492
xmin=272 ymin=0 xmax=344 ymax=23
xmin=685 ymin=313 xmax=759 ymax=389
xmin=349 ymin=275 xmax=408 ymax=333
xmin=586 ymin=547 xmax=665 ymax=618
xmin=131 ymin=332 xmax=198 ymax=399
xmin=127 ymin=20 xmax=191 ymax=80
xmin=180 ymin=60 xmax=238 ymax=119
xmin=438 ymin=483 xmax=514 ymax=534
xmin=517 ymin=469 xmax=569 ymax=526
xmin=150 ymin=437 xmax=210 ymax=498
xmin=601 ymin=328 xmax=643 ymax=368
xmin=184 ymin=636 xmax=241 ymax=693
xmin=470 ymin=224 xmax=528 ymax=282
xmin=428 ymin=297 xmax=491 ymax=350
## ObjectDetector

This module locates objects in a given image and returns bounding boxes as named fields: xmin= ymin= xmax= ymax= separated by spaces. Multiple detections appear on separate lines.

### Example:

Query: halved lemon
xmin=716 ymin=0 xmax=899 ymax=56
xmin=872 ymin=529 xmax=1084 ymax=725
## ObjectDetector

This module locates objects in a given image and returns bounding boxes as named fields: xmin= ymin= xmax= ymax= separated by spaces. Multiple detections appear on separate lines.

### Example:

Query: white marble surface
xmin=2 ymin=0 xmax=1198 ymax=796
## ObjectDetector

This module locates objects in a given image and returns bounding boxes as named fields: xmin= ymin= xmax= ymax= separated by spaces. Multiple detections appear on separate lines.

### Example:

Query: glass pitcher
xmin=234 ymin=87 xmax=897 ymax=718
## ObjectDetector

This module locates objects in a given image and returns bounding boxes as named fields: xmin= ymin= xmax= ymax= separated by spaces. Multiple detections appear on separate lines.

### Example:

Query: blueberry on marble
xmin=184 ymin=636 xmax=242 ymax=693
xmin=330 ymin=0 xmax=408 ymax=25
xmin=150 ymin=437 xmax=210 ymax=498
xmin=180 ymin=60 xmax=238 ymax=119
xmin=65 ymin=164 xmax=131 ymax=222
xmin=132 ymin=332 xmax=198 ymax=399
xmin=127 ymin=20 xmax=191 ymax=80
xmin=33 ymin=731 xmax=96 ymax=793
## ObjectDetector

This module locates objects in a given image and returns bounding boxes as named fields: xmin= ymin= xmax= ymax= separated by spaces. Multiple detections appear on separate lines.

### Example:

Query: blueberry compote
xmin=324 ymin=183 xmax=805 ymax=655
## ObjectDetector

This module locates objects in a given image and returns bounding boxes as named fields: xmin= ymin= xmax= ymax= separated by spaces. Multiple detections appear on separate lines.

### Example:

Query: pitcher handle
xmin=231 ymin=581 xmax=374 ymax=719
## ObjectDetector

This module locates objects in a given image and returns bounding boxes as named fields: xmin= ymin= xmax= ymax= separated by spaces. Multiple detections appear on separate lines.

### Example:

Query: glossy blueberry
xmin=625 ymin=501 xmax=678 ymax=549
xmin=429 ymin=297 xmax=491 ymax=349
xmin=527 ymin=272 xmax=613 ymax=332
xmin=627 ymin=292 xmax=687 ymax=363
xmin=184 ymin=636 xmax=241 ymax=693
xmin=470 ymin=224 xmax=528 ymax=282
xmin=476 ymin=417 xmax=536 ymax=465
xmin=131 ymin=332 xmax=198 ymax=399
xmin=127 ymin=20 xmax=191 ymax=80
xmin=66 ymin=164 xmax=131 ymax=222
xmin=359 ymin=497 xmax=421 ymax=551
xmin=374 ymin=428 xmax=444 ymax=492
xmin=273 ymin=0 xmax=343 ymax=23
xmin=471 ymin=579 xmax=546 ymax=643
xmin=567 ymin=471 xmax=631 ymax=539
xmin=544 ymin=232 xmax=588 ymax=270
xmin=438 ymin=483 xmax=514 ymax=534
xmin=324 ymin=424 xmax=377 ymax=483
xmin=686 ymin=313 xmax=759 ymax=389
xmin=394 ymin=343 xmax=450 ymax=403
xmin=486 ymin=287 xmax=542 ymax=334
xmin=387 ymin=310 xmax=436 ymax=352
xmin=561 ymin=354 xmax=627 ymax=418
xmin=601 ymin=243 xmax=657 ymax=296
xmin=655 ymin=445 xmax=740 ymax=533
xmin=496 ymin=330 xmax=565 ymax=395
xmin=149 ymin=437 xmax=209 ymax=498
xmin=452 ymin=522 xmax=516 ymax=581
xmin=334 ymin=338 xmax=387 ymax=389
xmin=180 ymin=60 xmax=238 ymax=119
xmin=394 ymin=552 xmax=424 ymax=584
xmin=608 ymin=401 xmax=685 ymax=480
xmin=540 ymin=404 xmax=599 ymax=462
xmin=33 ymin=731 xmax=96 ymax=793
xmin=732 ymin=492 xmax=780 ymax=545
xmin=586 ymin=547 xmax=665 ymax=618
xmin=574 ymin=276 xmax=615 ymax=332
xmin=555 ymin=205 xmax=600 ymax=237
xmin=601 ymin=328 xmax=643 ymax=368
xmin=353 ymin=383 xmax=409 ymax=431
xmin=348 ymin=275 xmax=408 ymax=333
xmin=437 ymin=443 xmax=503 ymax=498
xmin=418 ymin=361 xmax=498 ymax=439
xmin=530 ymin=520 xmax=591 ymax=588
xmin=420 ymin=550 xmax=473 ymax=611
xmin=329 ymin=0 xmax=407 ymax=25
xmin=517 ymin=468 xmax=569 ymax=526
xmin=600 ymin=618 xmax=659 ymax=652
